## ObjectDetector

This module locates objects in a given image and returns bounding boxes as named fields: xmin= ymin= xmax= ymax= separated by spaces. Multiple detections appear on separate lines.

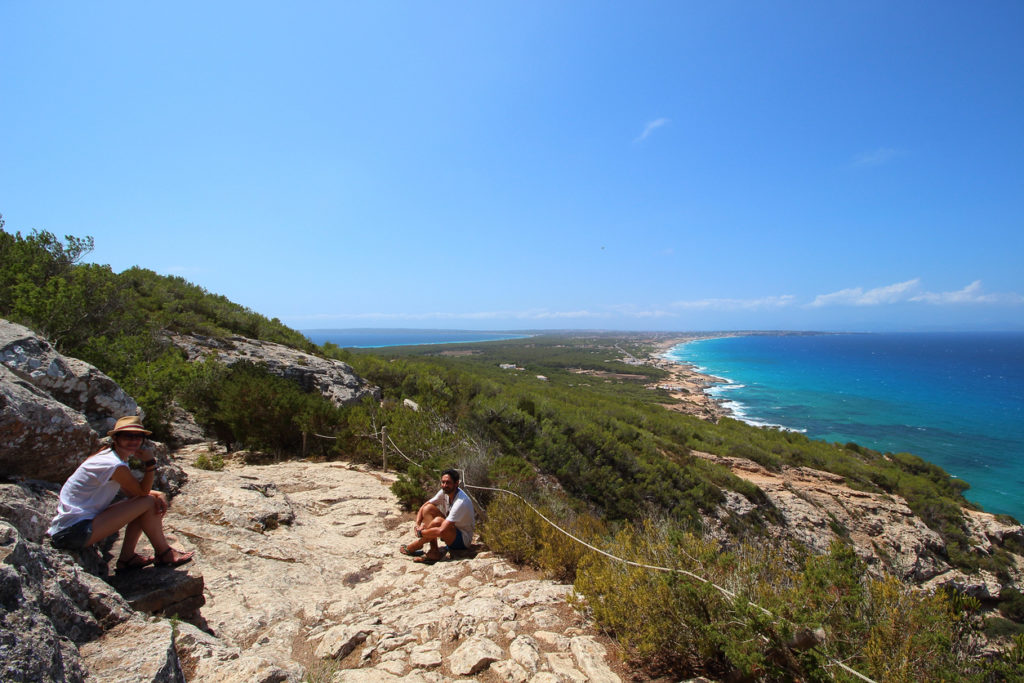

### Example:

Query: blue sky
xmin=2 ymin=2 xmax=1022 ymax=332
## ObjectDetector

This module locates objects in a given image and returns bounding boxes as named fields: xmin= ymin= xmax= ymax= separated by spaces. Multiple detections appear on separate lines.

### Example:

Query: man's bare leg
xmin=404 ymin=514 xmax=457 ymax=559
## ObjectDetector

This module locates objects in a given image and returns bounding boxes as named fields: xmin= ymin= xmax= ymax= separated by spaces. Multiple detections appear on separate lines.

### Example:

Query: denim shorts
xmin=448 ymin=528 xmax=470 ymax=550
xmin=50 ymin=519 xmax=94 ymax=550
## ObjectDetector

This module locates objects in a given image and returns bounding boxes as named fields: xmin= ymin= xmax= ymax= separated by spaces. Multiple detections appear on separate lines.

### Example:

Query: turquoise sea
xmin=302 ymin=328 xmax=529 ymax=348
xmin=669 ymin=333 xmax=1024 ymax=521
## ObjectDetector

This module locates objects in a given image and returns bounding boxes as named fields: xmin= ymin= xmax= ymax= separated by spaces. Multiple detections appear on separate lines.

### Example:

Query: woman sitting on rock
xmin=47 ymin=416 xmax=194 ymax=572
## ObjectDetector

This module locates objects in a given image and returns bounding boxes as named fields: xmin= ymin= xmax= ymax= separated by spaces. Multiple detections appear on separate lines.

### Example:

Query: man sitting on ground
xmin=400 ymin=469 xmax=475 ymax=563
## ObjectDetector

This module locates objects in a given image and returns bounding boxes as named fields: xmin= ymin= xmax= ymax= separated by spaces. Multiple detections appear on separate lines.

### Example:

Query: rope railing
xmin=379 ymin=427 xmax=877 ymax=683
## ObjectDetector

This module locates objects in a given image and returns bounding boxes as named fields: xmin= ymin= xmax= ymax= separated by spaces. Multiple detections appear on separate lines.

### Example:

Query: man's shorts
xmin=448 ymin=528 xmax=470 ymax=550
xmin=50 ymin=519 xmax=93 ymax=550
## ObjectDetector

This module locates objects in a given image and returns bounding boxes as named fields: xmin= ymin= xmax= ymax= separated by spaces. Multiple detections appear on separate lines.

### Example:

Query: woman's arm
xmin=110 ymin=465 xmax=168 ymax=514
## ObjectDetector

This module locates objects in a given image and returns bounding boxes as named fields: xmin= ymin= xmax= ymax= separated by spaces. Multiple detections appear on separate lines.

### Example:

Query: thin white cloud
xmin=670 ymin=295 xmax=797 ymax=311
xmin=634 ymin=118 xmax=669 ymax=143
xmin=809 ymin=279 xmax=921 ymax=307
xmin=810 ymin=279 xmax=1024 ymax=307
xmin=852 ymin=147 xmax=903 ymax=167
xmin=910 ymin=280 xmax=1024 ymax=305
xmin=606 ymin=304 xmax=675 ymax=318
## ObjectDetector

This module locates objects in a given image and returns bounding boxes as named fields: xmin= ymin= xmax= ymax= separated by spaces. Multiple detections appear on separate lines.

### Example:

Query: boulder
xmin=1 ymin=319 xmax=187 ymax=490
xmin=508 ymin=634 xmax=541 ymax=673
xmin=315 ymin=622 xmax=377 ymax=660
xmin=0 ymin=363 xmax=100 ymax=482
xmin=167 ymin=332 xmax=380 ymax=408
xmin=1 ymin=320 xmax=138 ymax=436
xmin=545 ymin=652 xmax=588 ymax=682
xmin=923 ymin=569 xmax=1004 ymax=601
xmin=448 ymin=635 xmax=503 ymax=675
xmin=0 ymin=521 xmax=135 ymax=681
xmin=0 ymin=480 xmax=60 ymax=543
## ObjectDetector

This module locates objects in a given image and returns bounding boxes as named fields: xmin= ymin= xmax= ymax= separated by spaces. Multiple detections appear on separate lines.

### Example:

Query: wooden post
xmin=381 ymin=425 xmax=387 ymax=470
xmin=302 ymin=431 xmax=308 ymax=459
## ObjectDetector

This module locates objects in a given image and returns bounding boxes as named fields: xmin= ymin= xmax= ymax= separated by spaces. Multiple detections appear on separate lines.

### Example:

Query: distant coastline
xmin=303 ymin=328 xmax=531 ymax=348
xmin=660 ymin=332 xmax=1024 ymax=520
xmin=647 ymin=331 xmax=838 ymax=423
xmin=645 ymin=334 xmax=734 ymax=420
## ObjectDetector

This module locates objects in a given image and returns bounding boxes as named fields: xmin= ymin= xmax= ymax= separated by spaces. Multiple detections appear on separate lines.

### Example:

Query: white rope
xmin=380 ymin=428 xmax=876 ymax=683
xmin=384 ymin=432 xmax=487 ymax=514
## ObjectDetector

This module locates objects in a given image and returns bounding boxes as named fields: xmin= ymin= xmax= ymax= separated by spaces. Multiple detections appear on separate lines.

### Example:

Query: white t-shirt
xmin=48 ymin=449 xmax=127 ymax=534
xmin=428 ymin=486 xmax=475 ymax=542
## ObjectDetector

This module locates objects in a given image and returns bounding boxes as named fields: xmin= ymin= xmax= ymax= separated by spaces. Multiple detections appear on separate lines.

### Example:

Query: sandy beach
xmin=643 ymin=335 xmax=736 ymax=421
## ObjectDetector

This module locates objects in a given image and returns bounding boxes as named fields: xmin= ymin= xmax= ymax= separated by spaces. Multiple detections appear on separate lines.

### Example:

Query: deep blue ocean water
xmin=302 ymin=328 xmax=529 ymax=348
xmin=669 ymin=333 xmax=1024 ymax=520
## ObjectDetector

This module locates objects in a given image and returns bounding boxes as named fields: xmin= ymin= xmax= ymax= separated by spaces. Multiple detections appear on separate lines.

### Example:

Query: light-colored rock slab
xmin=409 ymin=644 xmax=442 ymax=669
xmin=448 ymin=635 xmax=504 ymax=675
xmin=570 ymin=635 xmax=620 ymax=682
xmin=316 ymin=623 xmax=377 ymax=660
xmin=545 ymin=652 xmax=588 ymax=682
xmin=492 ymin=659 xmax=530 ymax=683
xmin=78 ymin=618 xmax=183 ymax=683
xmin=534 ymin=630 xmax=571 ymax=652
xmin=509 ymin=634 xmax=542 ymax=673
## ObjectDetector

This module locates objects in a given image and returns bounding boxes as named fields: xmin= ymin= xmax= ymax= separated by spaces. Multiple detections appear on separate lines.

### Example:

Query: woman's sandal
xmin=115 ymin=553 xmax=155 ymax=573
xmin=155 ymin=547 xmax=195 ymax=567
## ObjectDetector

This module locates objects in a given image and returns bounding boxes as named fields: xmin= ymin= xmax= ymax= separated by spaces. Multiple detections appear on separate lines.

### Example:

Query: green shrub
xmin=390 ymin=468 xmax=430 ymax=511
xmin=985 ymin=616 xmax=1024 ymax=639
xmin=194 ymin=452 xmax=225 ymax=471
xmin=479 ymin=493 xmax=545 ymax=566
xmin=1000 ymin=588 xmax=1024 ymax=622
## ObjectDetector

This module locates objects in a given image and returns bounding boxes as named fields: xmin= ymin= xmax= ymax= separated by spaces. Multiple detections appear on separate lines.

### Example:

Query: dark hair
xmin=442 ymin=469 xmax=461 ymax=483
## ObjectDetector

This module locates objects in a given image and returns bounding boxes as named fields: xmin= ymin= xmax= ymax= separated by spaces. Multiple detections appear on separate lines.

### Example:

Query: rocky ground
xmin=694 ymin=449 xmax=1024 ymax=598
xmin=115 ymin=443 xmax=629 ymax=682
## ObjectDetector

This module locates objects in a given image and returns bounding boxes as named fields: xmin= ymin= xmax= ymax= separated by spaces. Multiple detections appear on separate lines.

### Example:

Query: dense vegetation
xmin=3 ymin=218 xmax=1022 ymax=679
xmin=1 ymin=218 xmax=312 ymax=440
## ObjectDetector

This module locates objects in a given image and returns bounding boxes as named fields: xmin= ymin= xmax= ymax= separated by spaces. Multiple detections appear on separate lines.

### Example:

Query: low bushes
xmin=483 ymin=494 xmax=1018 ymax=681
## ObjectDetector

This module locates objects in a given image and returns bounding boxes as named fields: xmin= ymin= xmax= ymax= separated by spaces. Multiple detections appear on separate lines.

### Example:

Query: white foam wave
xmin=718 ymin=398 xmax=806 ymax=433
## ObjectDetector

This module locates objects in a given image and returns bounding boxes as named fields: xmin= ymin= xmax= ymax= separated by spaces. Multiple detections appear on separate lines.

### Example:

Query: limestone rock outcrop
xmin=698 ymin=450 xmax=1024 ymax=587
xmin=1 ymin=320 xmax=185 ymax=492
xmin=1 ymin=319 xmax=139 ymax=482
xmin=0 ymin=519 xmax=136 ymax=682
xmin=167 ymin=332 xmax=380 ymax=408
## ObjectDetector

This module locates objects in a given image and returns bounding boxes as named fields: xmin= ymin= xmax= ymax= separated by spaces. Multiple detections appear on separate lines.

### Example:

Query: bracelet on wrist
xmin=144 ymin=462 xmax=157 ymax=470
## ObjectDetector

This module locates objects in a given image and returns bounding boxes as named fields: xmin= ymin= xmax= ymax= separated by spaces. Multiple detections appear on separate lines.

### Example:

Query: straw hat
xmin=107 ymin=415 xmax=152 ymax=436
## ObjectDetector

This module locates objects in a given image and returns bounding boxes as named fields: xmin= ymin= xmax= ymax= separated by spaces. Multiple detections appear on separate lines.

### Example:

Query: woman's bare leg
xmin=87 ymin=496 xmax=171 ymax=561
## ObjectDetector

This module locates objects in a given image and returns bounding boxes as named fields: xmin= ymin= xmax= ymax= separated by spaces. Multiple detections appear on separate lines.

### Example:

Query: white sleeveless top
xmin=48 ymin=449 xmax=127 ymax=534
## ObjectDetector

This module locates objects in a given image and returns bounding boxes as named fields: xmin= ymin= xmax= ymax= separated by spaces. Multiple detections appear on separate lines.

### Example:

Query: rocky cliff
xmin=698 ymin=451 xmax=1024 ymax=598
xmin=166 ymin=332 xmax=379 ymax=406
